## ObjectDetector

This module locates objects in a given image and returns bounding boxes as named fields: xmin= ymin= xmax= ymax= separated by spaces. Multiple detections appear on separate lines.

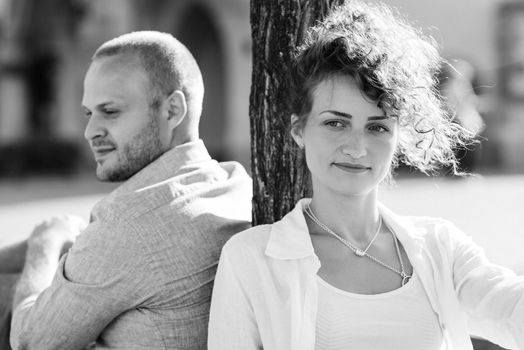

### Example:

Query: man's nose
xmin=84 ymin=114 xmax=106 ymax=142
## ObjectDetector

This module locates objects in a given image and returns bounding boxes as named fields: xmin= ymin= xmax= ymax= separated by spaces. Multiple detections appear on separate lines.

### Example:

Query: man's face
xmin=82 ymin=55 xmax=167 ymax=182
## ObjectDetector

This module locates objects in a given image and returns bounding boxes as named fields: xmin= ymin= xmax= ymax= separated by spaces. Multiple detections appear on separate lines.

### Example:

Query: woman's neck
xmin=308 ymin=189 xmax=380 ymax=245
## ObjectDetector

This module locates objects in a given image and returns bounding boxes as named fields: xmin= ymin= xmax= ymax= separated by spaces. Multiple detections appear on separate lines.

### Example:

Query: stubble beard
xmin=96 ymin=115 xmax=165 ymax=182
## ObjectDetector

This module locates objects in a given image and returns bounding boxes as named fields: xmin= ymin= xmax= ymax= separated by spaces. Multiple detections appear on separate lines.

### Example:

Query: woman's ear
xmin=290 ymin=114 xmax=304 ymax=149
xmin=165 ymin=90 xmax=187 ymax=132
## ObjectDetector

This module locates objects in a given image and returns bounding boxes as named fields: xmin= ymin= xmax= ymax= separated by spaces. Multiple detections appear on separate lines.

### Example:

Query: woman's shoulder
xmin=405 ymin=215 xmax=461 ymax=230
xmin=222 ymin=224 xmax=273 ymax=257
xmin=381 ymin=204 xmax=452 ymax=232
xmin=404 ymin=215 xmax=451 ymax=228
xmin=401 ymin=214 xmax=471 ymax=245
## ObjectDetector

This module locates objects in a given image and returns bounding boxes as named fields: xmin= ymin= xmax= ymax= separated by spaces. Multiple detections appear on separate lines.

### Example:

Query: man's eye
xmin=104 ymin=109 xmax=118 ymax=115
xmin=83 ymin=110 xmax=92 ymax=119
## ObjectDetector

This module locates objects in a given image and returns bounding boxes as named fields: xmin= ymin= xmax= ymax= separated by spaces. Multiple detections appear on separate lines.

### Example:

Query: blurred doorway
xmin=178 ymin=4 xmax=227 ymax=161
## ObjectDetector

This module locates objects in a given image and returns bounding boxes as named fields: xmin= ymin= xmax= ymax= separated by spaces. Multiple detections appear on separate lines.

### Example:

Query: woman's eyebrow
xmin=367 ymin=116 xmax=390 ymax=121
xmin=319 ymin=110 xmax=353 ymax=118
xmin=320 ymin=110 xmax=388 ymax=120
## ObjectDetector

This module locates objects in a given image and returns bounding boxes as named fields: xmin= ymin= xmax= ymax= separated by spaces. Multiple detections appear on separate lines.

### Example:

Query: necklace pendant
xmin=355 ymin=249 xmax=365 ymax=257
xmin=401 ymin=273 xmax=411 ymax=286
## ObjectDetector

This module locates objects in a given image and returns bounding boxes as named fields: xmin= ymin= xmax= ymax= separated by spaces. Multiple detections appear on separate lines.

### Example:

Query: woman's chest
xmin=311 ymin=233 xmax=414 ymax=294
xmin=315 ymin=273 xmax=444 ymax=350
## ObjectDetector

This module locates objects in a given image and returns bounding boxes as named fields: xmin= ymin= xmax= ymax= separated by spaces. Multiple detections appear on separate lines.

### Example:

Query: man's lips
xmin=91 ymin=145 xmax=116 ymax=159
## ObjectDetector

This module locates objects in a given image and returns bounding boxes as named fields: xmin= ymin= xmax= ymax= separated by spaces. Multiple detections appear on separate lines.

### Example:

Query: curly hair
xmin=289 ymin=0 xmax=472 ymax=175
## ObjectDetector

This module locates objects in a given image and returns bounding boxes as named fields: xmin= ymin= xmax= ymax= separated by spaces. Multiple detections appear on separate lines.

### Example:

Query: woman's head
xmin=290 ymin=0 xmax=470 ymax=175
xmin=291 ymin=75 xmax=399 ymax=197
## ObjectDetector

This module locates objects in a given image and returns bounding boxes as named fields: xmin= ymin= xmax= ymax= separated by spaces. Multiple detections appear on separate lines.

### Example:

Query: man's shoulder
xmin=94 ymin=159 xmax=251 ymax=220
xmin=83 ymin=158 xmax=252 ymax=264
xmin=76 ymin=211 xmax=137 ymax=249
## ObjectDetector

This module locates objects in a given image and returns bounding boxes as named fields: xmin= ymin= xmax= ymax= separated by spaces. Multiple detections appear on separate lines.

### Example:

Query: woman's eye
xmin=368 ymin=124 xmax=389 ymax=133
xmin=324 ymin=120 xmax=345 ymax=128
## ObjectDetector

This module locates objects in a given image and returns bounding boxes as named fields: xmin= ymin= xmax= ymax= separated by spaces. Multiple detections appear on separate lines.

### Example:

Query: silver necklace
xmin=306 ymin=204 xmax=381 ymax=257
xmin=305 ymin=204 xmax=411 ymax=286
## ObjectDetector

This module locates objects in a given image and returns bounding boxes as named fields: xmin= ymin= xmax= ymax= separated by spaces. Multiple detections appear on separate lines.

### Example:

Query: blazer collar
xmin=94 ymin=139 xmax=211 ymax=209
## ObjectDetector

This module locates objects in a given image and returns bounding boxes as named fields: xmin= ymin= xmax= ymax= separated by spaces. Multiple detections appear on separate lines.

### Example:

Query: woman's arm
xmin=448 ymin=222 xmax=524 ymax=348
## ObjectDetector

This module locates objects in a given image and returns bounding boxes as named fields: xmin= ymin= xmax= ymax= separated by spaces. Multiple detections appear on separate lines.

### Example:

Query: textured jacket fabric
xmin=11 ymin=140 xmax=252 ymax=349
xmin=208 ymin=199 xmax=524 ymax=350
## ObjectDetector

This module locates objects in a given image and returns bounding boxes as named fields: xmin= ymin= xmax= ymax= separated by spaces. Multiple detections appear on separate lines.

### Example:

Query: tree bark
xmin=250 ymin=0 xmax=345 ymax=225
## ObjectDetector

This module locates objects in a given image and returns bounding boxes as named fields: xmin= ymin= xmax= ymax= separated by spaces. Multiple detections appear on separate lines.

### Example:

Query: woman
xmin=208 ymin=1 xmax=524 ymax=349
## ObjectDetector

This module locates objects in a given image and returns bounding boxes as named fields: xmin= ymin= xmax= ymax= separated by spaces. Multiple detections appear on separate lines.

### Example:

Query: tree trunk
xmin=250 ymin=0 xmax=345 ymax=225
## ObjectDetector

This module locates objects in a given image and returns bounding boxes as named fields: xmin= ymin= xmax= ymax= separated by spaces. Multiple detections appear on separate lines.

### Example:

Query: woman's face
xmin=291 ymin=75 xmax=398 ymax=198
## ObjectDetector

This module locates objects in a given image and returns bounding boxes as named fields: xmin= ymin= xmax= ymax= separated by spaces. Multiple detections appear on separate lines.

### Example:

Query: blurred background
xmin=0 ymin=0 xmax=523 ymax=273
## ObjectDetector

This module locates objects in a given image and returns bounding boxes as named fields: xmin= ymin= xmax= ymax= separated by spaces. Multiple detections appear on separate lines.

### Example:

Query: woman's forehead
xmin=310 ymin=76 xmax=384 ymax=116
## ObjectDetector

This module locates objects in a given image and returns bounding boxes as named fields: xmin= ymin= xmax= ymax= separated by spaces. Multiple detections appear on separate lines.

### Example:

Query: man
xmin=8 ymin=31 xmax=252 ymax=349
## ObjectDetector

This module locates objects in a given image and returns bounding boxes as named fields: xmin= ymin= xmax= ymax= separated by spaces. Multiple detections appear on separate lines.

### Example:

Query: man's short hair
xmin=93 ymin=31 xmax=204 ymax=121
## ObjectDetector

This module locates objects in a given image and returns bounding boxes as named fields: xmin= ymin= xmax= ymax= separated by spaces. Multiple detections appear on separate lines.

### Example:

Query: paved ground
xmin=1 ymin=173 xmax=523 ymax=273
xmin=0 ymin=175 xmax=116 ymax=246
xmin=381 ymin=174 xmax=524 ymax=274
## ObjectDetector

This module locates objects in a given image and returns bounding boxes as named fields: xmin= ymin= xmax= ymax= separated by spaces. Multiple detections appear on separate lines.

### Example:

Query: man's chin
xmin=96 ymin=166 xmax=125 ymax=183
xmin=96 ymin=162 xmax=143 ymax=182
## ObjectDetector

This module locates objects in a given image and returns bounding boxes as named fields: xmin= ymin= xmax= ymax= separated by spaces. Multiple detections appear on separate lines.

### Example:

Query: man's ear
xmin=165 ymin=90 xmax=187 ymax=131
xmin=290 ymin=114 xmax=304 ymax=149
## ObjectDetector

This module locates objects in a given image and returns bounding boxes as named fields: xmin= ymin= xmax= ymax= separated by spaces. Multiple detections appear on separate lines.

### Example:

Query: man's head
xmin=82 ymin=31 xmax=204 ymax=181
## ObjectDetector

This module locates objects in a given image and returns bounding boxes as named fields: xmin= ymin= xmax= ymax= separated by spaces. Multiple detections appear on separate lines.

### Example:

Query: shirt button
xmin=440 ymin=323 xmax=446 ymax=330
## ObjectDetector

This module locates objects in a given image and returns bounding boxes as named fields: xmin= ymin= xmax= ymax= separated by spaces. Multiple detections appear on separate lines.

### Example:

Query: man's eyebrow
xmin=98 ymin=102 xmax=117 ymax=108
xmin=87 ymin=102 xmax=117 ymax=109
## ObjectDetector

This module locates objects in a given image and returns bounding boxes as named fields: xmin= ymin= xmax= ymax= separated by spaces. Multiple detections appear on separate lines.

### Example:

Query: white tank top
xmin=315 ymin=272 xmax=444 ymax=350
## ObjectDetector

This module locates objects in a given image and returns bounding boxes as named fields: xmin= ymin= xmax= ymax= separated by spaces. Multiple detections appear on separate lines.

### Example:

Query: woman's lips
xmin=332 ymin=162 xmax=371 ymax=173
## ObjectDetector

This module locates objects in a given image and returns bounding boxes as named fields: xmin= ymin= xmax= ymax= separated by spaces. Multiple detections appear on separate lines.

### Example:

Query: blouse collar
xmin=265 ymin=198 xmax=427 ymax=260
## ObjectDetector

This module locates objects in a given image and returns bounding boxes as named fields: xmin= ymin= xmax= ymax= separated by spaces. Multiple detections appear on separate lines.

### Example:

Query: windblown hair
xmin=290 ymin=1 xmax=471 ymax=175
xmin=93 ymin=31 xmax=204 ymax=121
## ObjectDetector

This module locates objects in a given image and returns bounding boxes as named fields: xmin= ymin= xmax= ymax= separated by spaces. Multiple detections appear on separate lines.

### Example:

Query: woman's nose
xmin=341 ymin=132 xmax=367 ymax=158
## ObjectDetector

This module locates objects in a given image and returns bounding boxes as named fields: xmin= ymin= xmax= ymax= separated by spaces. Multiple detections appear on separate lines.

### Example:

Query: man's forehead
xmin=82 ymin=60 xmax=148 ymax=107
xmin=84 ymin=54 xmax=149 ymax=84
xmin=87 ymin=54 xmax=145 ymax=77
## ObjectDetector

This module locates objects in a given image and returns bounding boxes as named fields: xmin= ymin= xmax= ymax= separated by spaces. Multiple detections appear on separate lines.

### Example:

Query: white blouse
xmin=208 ymin=199 xmax=524 ymax=350
xmin=316 ymin=272 xmax=443 ymax=350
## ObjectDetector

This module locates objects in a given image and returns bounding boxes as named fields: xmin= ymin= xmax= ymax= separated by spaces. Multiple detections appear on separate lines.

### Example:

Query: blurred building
xmin=0 ymin=0 xmax=252 ymax=175
xmin=380 ymin=0 xmax=524 ymax=172
xmin=0 ymin=0 xmax=523 ymax=175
